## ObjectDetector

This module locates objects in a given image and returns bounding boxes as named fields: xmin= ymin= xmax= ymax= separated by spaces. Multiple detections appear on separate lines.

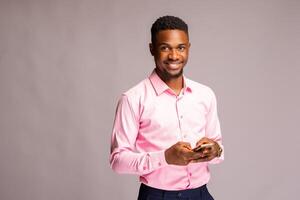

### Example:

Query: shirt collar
xmin=149 ymin=70 xmax=192 ymax=96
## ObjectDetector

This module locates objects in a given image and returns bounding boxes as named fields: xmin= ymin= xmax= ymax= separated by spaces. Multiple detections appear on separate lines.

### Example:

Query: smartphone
xmin=193 ymin=143 xmax=214 ymax=152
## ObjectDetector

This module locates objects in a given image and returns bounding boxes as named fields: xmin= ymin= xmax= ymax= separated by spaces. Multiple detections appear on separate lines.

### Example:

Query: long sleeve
xmin=205 ymin=90 xmax=224 ymax=164
xmin=109 ymin=95 xmax=167 ymax=175
xmin=109 ymin=71 xmax=224 ymax=190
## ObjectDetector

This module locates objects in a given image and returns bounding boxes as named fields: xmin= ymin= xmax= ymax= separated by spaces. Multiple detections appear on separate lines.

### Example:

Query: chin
xmin=166 ymin=69 xmax=183 ymax=78
xmin=155 ymin=66 xmax=184 ymax=80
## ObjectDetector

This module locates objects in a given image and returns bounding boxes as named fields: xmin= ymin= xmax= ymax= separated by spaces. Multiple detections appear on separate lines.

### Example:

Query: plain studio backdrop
xmin=0 ymin=0 xmax=299 ymax=200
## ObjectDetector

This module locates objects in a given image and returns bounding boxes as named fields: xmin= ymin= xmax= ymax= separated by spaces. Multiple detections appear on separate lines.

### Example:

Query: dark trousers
xmin=137 ymin=183 xmax=214 ymax=200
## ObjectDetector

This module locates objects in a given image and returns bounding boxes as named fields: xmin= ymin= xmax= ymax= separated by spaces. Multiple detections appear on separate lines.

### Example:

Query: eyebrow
xmin=158 ymin=43 xmax=188 ymax=46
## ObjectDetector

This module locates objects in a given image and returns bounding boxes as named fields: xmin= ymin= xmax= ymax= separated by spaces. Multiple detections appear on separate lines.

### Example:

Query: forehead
xmin=155 ymin=29 xmax=189 ymax=45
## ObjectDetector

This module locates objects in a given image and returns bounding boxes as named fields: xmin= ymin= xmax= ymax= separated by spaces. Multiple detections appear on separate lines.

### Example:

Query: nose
xmin=168 ymin=49 xmax=179 ymax=60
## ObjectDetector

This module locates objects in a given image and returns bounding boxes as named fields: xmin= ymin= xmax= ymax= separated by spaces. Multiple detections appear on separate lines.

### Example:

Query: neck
xmin=155 ymin=69 xmax=184 ymax=95
xmin=166 ymin=78 xmax=183 ymax=95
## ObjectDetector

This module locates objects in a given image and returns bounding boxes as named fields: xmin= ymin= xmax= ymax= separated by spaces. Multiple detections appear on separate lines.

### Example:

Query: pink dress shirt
xmin=110 ymin=70 xmax=224 ymax=190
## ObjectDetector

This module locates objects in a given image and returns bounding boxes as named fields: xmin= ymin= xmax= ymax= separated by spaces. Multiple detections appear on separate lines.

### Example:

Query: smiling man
xmin=110 ymin=16 xmax=224 ymax=200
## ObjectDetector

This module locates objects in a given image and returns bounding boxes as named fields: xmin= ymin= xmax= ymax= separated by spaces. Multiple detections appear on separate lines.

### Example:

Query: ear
xmin=149 ymin=43 xmax=154 ymax=56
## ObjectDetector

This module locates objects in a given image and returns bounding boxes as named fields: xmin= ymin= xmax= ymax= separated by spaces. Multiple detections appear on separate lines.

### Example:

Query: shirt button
xmin=180 ymin=115 xmax=183 ymax=119
xmin=158 ymin=162 xmax=161 ymax=166
xmin=143 ymin=166 xmax=147 ymax=170
xmin=189 ymin=173 xmax=192 ymax=176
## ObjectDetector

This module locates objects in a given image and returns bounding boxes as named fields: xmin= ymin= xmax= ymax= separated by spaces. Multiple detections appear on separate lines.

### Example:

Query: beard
xmin=155 ymin=67 xmax=183 ymax=82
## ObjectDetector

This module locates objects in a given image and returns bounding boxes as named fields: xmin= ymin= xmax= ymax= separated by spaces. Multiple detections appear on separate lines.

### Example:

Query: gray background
xmin=0 ymin=0 xmax=299 ymax=200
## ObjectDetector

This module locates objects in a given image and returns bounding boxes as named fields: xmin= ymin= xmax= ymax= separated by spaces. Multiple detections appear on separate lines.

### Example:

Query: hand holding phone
xmin=193 ymin=143 xmax=214 ymax=152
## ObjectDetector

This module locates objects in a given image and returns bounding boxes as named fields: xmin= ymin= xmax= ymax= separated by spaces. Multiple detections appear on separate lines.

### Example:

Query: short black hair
xmin=151 ymin=15 xmax=189 ymax=44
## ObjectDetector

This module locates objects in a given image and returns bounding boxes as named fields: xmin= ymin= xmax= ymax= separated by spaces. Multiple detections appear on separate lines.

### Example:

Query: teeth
xmin=168 ymin=63 xmax=179 ymax=68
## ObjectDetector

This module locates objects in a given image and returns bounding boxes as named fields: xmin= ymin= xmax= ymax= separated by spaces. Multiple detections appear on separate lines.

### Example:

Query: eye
xmin=160 ymin=46 xmax=170 ymax=51
xmin=178 ymin=46 xmax=186 ymax=52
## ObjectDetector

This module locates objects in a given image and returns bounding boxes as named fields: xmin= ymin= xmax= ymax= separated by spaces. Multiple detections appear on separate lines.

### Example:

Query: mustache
xmin=163 ymin=60 xmax=182 ymax=64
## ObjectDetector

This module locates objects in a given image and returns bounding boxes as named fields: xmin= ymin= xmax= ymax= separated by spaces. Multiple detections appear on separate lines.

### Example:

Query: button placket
xmin=177 ymin=97 xmax=186 ymax=140
xmin=175 ymin=97 xmax=183 ymax=140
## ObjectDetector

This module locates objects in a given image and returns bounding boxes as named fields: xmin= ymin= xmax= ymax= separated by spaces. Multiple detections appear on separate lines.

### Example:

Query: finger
xmin=204 ymin=154 xmax=215 ymax=161
xmin=181 ymin=150 xmax=200 ymax=162
xmin=180 ymin=146 xmax=194 ymax=154
xmin=189 ymin=151 xmax=205 ymax=160
xmin=203 ymin=148 xmax=218 ymax=159
xmin=193 ymin=152 xmax=216 ymax=162
xmin=204 ymin=144 xmax=218 ymax=157
xmin=176 ymin=146 xmax=196 ymax=162
xmin=196 ymin=138 xmax=205 ymax=146
xmin=202 ymin=147 xmax=213 ymax=155
xmin=196 ymin=137 xmax=212 ymax=146
xmin=180 ymin=142 xmax=192 ymax=150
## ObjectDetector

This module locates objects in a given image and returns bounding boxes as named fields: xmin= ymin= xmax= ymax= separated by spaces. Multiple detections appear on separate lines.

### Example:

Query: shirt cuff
xmin=149 ymin=150 xmax=168 ymax=169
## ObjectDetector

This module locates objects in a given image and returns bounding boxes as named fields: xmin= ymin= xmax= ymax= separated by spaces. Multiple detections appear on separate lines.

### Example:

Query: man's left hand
xmin=191 ymin=137 xmax=220 ymax=163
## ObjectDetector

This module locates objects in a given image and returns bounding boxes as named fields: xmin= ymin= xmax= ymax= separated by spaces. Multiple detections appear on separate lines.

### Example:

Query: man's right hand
xmin=164 ymin=142 xmax=202 ymax=165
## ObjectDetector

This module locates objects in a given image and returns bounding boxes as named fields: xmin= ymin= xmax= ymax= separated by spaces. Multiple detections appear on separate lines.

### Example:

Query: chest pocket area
xmin=139 ymin=99 xmax=178 ymax=131
xmin=184 ymin=101 xmax=208 ymax=135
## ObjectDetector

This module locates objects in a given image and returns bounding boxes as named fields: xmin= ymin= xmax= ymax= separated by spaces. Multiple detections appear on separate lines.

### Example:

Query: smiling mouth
xmin=165 ymin=62 xmax=182 ymax=69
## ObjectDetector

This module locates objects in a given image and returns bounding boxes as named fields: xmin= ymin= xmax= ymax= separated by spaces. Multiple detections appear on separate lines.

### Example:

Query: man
xmin=110 ymin=16 xmax=223 ymax=200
